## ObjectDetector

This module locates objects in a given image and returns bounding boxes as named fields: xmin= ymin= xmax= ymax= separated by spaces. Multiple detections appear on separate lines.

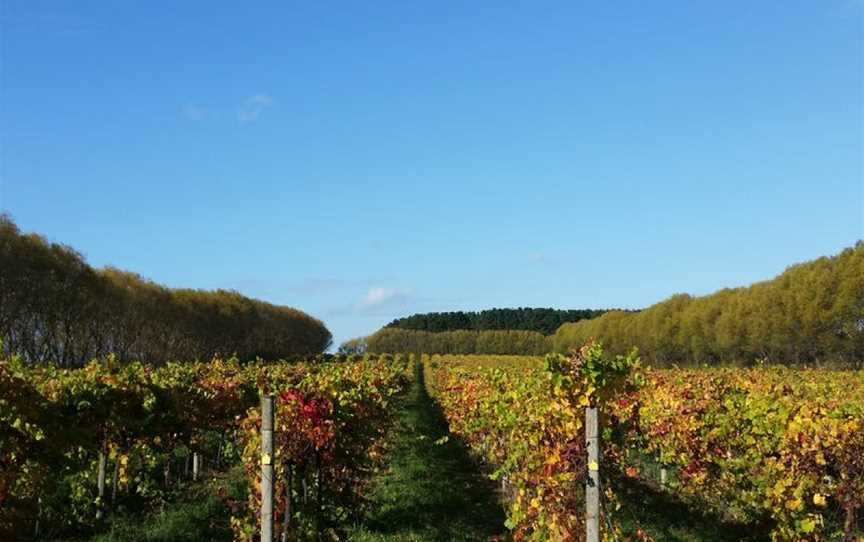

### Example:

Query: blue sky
xmin=1 ymin=1 xmax=862 ymax=348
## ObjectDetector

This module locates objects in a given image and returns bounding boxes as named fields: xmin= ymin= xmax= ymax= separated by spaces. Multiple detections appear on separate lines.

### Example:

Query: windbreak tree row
xmin=553 ymin=243 xmax=864 ymax=366
xmin=0 ymin=215 xmax=332 ymax=366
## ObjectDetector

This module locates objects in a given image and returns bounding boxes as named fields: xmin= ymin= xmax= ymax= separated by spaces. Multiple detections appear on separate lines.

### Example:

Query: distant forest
xmin=385 ymin=308 xmax=611 ymax=335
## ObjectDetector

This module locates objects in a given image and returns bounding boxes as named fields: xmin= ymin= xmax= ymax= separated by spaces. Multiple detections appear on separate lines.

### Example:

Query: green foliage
xmin=385 ymin=307 xmax=611 ymax=335
xmin=546 ymin=343 xmax=643 ymax=413
xmin=553 ymin=243 xmax=864 ymax=366
xmin=337 ymin=337 xmax=368 ymax=355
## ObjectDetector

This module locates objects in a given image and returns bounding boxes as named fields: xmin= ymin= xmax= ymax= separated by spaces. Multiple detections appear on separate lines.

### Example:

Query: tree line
xmin=0 ymin=214 xmax=332 ymax=366
xmin=365 ymin=328 xmax=551 ymax=355
xmin=553 ymin=243 xmax=864 ymax=366
xmin=385 ymin=307 xmax=611 ymax=335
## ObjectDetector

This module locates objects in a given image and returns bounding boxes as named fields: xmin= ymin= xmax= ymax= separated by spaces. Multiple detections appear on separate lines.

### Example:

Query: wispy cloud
xmin=178 ymin=94 xmax=274 ymax=124
xmin=223 ymin=276 xmax=395 ymax=302
xmin=324 ymin=286 xmax=417 ymax=317
xmin=358 ymin=287 xmax=414 ymax=310
xmin=527 ymin=251 xmax=566 ymax=268
xmin=284 ymin=277 xmax=392 ymax=295
xmin=528 ymin=252 xmax=547 ymax=264
xmin=181 ymin=104 xmax=208 ymax=121
xmin=237 ymin=94 xmax=274 ymax=123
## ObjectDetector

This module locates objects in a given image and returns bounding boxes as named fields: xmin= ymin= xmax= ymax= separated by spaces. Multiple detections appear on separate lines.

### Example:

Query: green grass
xmin=350 ymin=366 xmax=507 ymax=542
xmin=614 ymin=475 xmax=772 ymax=542
xmin=87 ymin=467 xmax=246 ymax=542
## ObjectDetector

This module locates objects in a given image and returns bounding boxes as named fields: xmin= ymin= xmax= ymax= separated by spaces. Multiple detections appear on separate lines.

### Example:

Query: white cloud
xmin=358 ymin=287 xmax=413 ymax=309
xmin=181 ymin=104 xmax=208 ymax=121
xmin=528 ymin=252 xmax=547 ymax=264
xmin=323 ymin=286 xmax=419 ymax=318
xmin=237 ymin=94 xmax=274 ymax=123
xmin=527 ymin=251 xmax=565 ymax=268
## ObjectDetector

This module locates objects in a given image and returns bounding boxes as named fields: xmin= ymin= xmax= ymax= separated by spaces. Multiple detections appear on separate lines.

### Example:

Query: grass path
xmin=87 ymin=467 xmax=245 ymax=542
xmin=350 ymin=365 xmax=507 ymax=542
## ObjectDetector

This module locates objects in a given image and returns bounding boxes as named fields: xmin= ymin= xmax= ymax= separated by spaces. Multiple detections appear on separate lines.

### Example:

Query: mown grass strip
xmin=351 ymin=364 xmax=507 ymax=542
xmin=86 ymin=468 xmax=245 ymax=542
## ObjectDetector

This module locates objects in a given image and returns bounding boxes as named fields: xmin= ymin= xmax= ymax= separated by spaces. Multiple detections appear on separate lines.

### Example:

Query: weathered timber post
xmin=660 ymin=465 xmax=668 ymax=487
xmin=846 ymin=506 xmax=858 ymax=539
xmin=261 ymin=395 xmax=275 ymax=542
xmin=193 ymin=452 xmax=200 ymax=481
xmin=281 ymin=463 xmax=293 ymax=542
xmin=112 ymin=456 xmax=119 ymax=503
xmin=34 ymin=497 xmax=42 ymax=539
xmin=585 ymin=406 xmax=600 ymax=542
xmin=315 ymin=451 xmax=323 ymax=541
xmin=96 ymin=440 xmax=107 ymax=520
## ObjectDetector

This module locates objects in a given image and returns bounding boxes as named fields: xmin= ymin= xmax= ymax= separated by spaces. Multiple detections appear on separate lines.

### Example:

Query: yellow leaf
xmin=785 ymin=498 xmax=802 ymax=511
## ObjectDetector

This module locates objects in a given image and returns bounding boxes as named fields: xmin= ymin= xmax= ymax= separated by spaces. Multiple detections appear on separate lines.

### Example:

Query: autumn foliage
xmin=427 ymin=351 xmax=863 ymax=541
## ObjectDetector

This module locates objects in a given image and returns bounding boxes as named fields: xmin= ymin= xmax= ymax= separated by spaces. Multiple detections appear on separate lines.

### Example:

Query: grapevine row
xmin=426 ymin=352 xmax=864 ymax=541
xmin=0 ymin=353 xmax=410 ymax=540
xmin=425 ymin=346 xmax=642 ymax=541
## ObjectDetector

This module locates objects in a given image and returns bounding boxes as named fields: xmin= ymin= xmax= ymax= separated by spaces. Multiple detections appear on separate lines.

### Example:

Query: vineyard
xmin=0 ymin=353 xmax=410 ymax=541
xmin=425 ymin=350 xmax=864 ymax=541
xmin=1 ymin=348 xmax=863 ymax=541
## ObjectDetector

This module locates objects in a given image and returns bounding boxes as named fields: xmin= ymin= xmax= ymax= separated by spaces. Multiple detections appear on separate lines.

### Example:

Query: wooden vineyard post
xmin=316 ymin=451 xmax=323 ymax=540
xmin=261 ymin=395 xmax=275 ymax=542
xmin=112 ymin=457 xmax=119 ymax=503
xmin=281 ymin=463 xmax=293 ymax=542
xmin=96 ymin=440 xmax=107 ymax=520
xmin=585 ymin=405 xmax=600 ymax=542
xmin=34 ymin=497 xmax=42 ymax=539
